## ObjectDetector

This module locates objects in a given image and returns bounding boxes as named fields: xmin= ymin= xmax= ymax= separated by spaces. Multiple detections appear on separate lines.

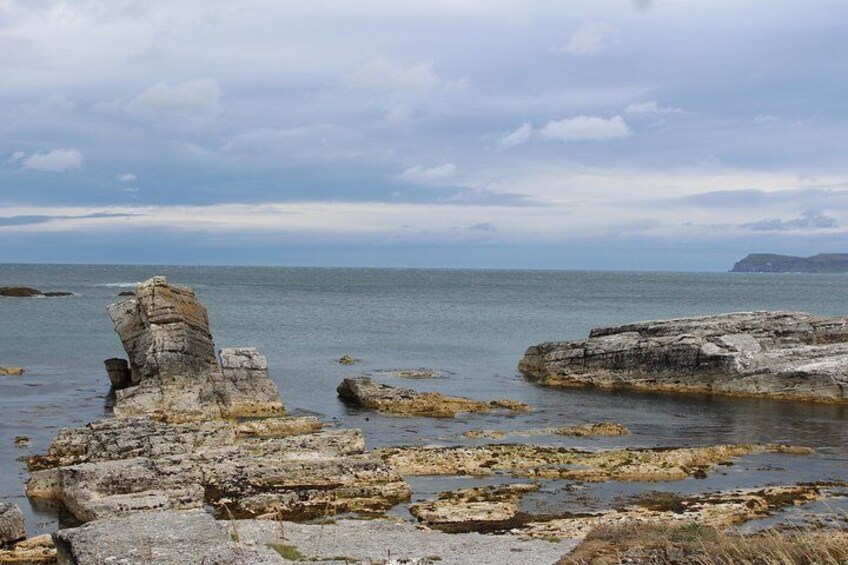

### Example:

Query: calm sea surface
xmin=1 ymin=264 xmax=846 ymax=534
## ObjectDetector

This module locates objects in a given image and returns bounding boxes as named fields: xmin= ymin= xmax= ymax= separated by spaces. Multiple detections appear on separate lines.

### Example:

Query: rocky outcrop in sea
xmin=519 ymin=311 xmax=848 ymax=403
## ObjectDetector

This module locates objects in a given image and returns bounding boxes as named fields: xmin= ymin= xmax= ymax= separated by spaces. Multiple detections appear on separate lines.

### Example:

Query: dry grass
xmin=559 ymin=521 xmax=848 ymax=565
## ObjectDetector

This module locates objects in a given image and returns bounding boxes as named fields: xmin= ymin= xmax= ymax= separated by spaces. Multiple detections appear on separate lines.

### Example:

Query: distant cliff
xmin=731 ymin=253 xmax=848 ymax=273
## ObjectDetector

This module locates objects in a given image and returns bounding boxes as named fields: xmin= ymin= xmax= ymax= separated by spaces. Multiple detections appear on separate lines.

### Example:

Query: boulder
xmin=105 ymin=276 xmax=284 ymax=421
xmin=52 ymin=510 xmax=285 ymax=565
xmin=337 ymin=376 xmax=530 ymax=417
xmin=0 ymin=503 xmax=26 ymax=547
xmin=0 ymin=367 xmax=25 ymax=376
xmin=0 ymin=287 xmax=42 ymax=297
xmin=520 ymin=311 xmax=848 ymax=403
xmin=103 ymin=358 xmax=131 ymax=389
xmin=0 ymin=287 xmax=72 ymax=297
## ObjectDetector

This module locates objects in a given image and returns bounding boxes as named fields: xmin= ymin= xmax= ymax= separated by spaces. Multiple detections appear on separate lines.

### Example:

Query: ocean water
xmin=1 ymin=264 xmax=846 ymax=534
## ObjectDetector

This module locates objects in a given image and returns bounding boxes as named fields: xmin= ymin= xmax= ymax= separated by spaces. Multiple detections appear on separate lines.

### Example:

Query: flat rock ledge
xmin=106 ymin=276 xmax=284 ymax=421
xmin=407 ymin=483 xmax=833 ymax=538
xmin=464 ymin=422 xmax=630 ymax=440
xmin=0 ymin=287 xmax=72 ymax=298
xmin=27 ymin=416 xmax=409 ymax=523
xmin=519 ymin=311 xmax=848 ymax=403
xmin=376 ymin=443 xmax=812 ymax=481
xmin=0 ymin=367 xmax=25 ymax=377
xmin=337 ymin=376 xmax=530 ymax=417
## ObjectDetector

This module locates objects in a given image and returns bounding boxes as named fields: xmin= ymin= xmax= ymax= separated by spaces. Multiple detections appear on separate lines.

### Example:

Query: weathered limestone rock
xmin=217 ymin=348 xmax=284 ymax=418
xmin=27 ymin=417 xmax=410 ymax=523
xmin=235 ymin=416 xmax=322 ymax=438
xmin=52 ymin=510 xmax=285 ymax=565
xmin=229 ymin=518 xmax=578 ymax=565
xmin=409 ymin=484 xmax=539 ymax=532
xmin=520 ymin=311 xmax=848 ymax=403
xmin=464 ymin=422 xmax=630 ymax=440
xmin=0 ymin=504 xmax=25 ymax=547
xmin=0 ymin=534 xmax=56 ymax=564
xmin=337 ymin=376 xmax=530 ymax=417
xmin=105 ymin=276 xmax=284 ymax=421
xmin=376 ymin=443 xmax=812 ymax=481
xmin=103 ymin=358 xmax=131 ymax=389
xmin=0 ymin=368 xmax=25 ymax=377
xmin=519 ymin=485 xmax=828 ymax=540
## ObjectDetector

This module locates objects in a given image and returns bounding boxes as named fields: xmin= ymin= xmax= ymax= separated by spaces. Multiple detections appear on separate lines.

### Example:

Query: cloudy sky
xmin=2 ymin=0 xmax=847 ymax=269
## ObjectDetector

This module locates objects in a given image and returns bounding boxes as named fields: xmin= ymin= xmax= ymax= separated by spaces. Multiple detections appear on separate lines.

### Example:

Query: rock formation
xmin=337 ymin=376 xmax=530 ymax=417
xmin=463 ymin=422 xmax=630 ymax=440
xmin=106 ymin=276 xmax=284 ymax=421
xmin=27 ymin=416 xmax=410 ymax=523
xmin=0 ymin=503 xmax=25 ymax=547
xmin=0 ymin=287 xmax=72 ymax=297
xmin=520 ymin=311 xmax=848 ymax=403
xmin=0 ymin=367 xmax=25 ymax=376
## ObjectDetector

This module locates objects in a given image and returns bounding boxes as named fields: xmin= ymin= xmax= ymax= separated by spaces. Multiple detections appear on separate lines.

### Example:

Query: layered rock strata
xmin=337 ymin=376 xmax=530 ymax=417
xmin=464 ymin=422 xmax=630 ymax=440
xmin=520 ymin=311 xmax=848 ymax=403
xmin=106 ymin=276 xmax=284 ymax=421
xmin=27 ymin=416 xmax=409 ymax=523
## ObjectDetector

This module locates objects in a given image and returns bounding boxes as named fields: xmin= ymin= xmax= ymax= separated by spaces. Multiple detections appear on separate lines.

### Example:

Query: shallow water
xmin=1 ymin=264 xmax=846 ymax=535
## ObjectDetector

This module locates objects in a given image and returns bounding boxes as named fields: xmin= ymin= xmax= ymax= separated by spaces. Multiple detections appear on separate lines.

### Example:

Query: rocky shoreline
xmin=1 ymin=278 xmax=845 ymax=564
xmin=520 ymin=311 xmax=848 ymax=403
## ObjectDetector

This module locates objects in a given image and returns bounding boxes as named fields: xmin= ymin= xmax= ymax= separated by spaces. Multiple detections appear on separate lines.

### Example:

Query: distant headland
xmin=731 ymin=253 xmax=848 ymax=273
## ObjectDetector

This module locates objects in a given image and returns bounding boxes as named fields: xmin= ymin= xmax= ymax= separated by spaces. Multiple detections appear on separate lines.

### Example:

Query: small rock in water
xmin=0 ymin=367 xmax=25 ymax=376
xmin=0 ymin=286 xmax=72 ymax=297
xmin=337 ymin=376 xmax=530 ymax=418
xmin=117 ymin=291 xmax=135 ymax=297
xmin=338 ymin=354 xmax=359 ymax=365
xmin=13 ymin=436 xmax=29 ymax=447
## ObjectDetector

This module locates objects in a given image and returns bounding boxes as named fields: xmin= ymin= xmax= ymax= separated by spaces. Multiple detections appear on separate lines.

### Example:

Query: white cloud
xmin=123 ymin=80 xmax=222 ymax=118
xmin=116 ymin=172 xmax=137 ymax=182
xmin=346 ymin=59 xmax=463 ymax=92
xmin=625 ymin=101 xmax=683 ymax=118
xmin=755 ymin=114 xmax=780 ymax=124
xmin=21 ymin=148 xmax=84 ymax=172
xmin=400 ymin=163 xmax=457 ymax=184
xmin=498 ymin=122 xmax=533 ymax=149
xmin=553 ymin=23 xmax=616 ymax=56
xmin=7 ymin=151 xmax=26 ymax=164
xmin=540 ymin=115 xmax=632 ymax=143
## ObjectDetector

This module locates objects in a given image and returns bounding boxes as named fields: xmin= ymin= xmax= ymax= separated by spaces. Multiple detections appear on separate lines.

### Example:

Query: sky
xmin=2 ymin=0 xmax=847 ymax=270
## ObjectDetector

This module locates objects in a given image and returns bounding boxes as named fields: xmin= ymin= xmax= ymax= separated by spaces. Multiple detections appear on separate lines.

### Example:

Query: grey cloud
xmin=469 ymin=222 xmax=495 ymax=231
xmin=0 ymin=212 xmax=142 ymax=227
xmin=744 ymin=210 xmax=838 ymax=231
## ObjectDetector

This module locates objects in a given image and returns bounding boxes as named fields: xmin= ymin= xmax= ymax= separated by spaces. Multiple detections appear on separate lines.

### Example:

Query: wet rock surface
xmin=0 ymin=287 xmax=72 ymax=298
xmin=0 ymin=368 xmax=25 ymax=377
xmin=338 ymin=376 xmax=530 ymax=417
xmin=464 ymin=422 xmax=630 ymax=440
xmin=106 ymin=276 xmax=284 ymax=421
xmin=409 ymin=484 xmax=539 ymax=532
xmin=520 ymin=311 xmax=848 ymax=403
xmin=376 ymin=443 xmax=813 ymax=480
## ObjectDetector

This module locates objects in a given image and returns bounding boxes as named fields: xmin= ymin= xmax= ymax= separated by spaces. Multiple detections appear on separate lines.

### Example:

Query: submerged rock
xmin=0 ymin=287 xmax=72 ymax=297
xmin=0 ymin=367 xmax=25 ymax=376
xmin=376 ymin=443 xmax=812 ymax=481
xmin=520 ymin=311 xmax=848 ymax=403
xmin=27 ymin=416 xmax=409 ymax=523
xmin=338 ymin=354 xmax=358 ymax=365
xmin=0 ymin=503 xmax=25 ymax=547
xmin=464 ymin=422 xmax=630 ymax=440
xmin=106 ymin=276 xmax=284 ymax=421
xmin=337 ymin=376 xmax=530 ymax=417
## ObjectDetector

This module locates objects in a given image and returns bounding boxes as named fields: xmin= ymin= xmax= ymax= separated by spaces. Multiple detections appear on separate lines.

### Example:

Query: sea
xmin=1 ymin=264 xmax=846 ymax=535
